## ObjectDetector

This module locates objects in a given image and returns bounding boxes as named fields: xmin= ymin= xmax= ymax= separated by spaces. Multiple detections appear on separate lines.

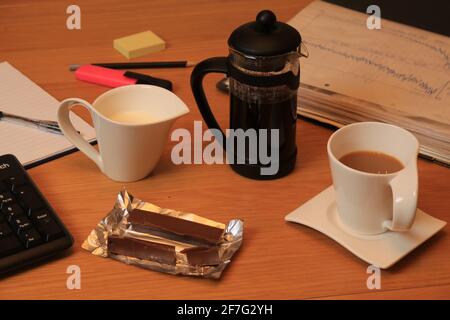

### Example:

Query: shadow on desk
xmin=0 ymin=247 xmax=74 ymax=280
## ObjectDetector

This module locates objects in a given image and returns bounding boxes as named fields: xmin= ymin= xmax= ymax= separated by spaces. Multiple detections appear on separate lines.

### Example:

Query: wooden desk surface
xmin=1 ymin=0 xmax=449 ymax=300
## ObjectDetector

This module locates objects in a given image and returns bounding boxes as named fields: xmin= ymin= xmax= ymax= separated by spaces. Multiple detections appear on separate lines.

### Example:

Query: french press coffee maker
xmin=191 ymin=10 xmax=303 ymax=179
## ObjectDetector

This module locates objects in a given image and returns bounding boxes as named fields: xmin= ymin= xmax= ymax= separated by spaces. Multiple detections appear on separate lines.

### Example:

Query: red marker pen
xmin=74 ymin=65 xmax=173 ymax=91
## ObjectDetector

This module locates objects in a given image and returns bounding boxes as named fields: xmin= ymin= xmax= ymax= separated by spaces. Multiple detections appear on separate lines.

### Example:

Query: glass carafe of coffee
xmin=191 ymin=10 xmax=303 ymax=179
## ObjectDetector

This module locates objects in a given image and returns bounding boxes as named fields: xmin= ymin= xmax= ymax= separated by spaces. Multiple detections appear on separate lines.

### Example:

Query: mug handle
xmin=190 ymin=57 xmax=228 ymax=145
xmin=57 ymin=98 xmax=103 ymax=171
xmin=383 ymin=162 xmax=418 ymax=231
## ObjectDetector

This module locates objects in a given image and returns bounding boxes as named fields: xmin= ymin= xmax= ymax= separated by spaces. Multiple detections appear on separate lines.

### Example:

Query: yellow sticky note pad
xmin=113 ymin=31 xmax=166 ymax=59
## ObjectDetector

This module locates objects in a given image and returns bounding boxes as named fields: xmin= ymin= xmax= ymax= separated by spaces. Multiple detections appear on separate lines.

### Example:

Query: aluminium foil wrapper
xmin=82 ymin=189 xmax=243 ymax=279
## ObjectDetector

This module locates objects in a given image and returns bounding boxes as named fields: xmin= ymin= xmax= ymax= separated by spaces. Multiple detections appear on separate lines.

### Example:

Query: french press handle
xmin=190 ymin=57 xmax=228 ymax=144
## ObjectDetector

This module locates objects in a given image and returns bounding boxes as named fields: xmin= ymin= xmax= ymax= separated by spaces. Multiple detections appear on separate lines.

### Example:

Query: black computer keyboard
xmin=0 ymin=154 xmax=73 ymax=275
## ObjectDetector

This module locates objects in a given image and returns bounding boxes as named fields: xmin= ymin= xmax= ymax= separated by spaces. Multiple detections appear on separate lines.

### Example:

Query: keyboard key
xmin=0 ymin=235 xmax=22 ymax=258
xmin=0 ymin=192 xmax=15 ymax=208
xmin=0 ymin=223 xmax=12 ymax=238
xmin=5 ymin=175 xmax=28 ymax=192
xmin=19 ymin=228 xmax=42 ymax=248
xmin=15 ymin=186 xmax=44 ymax=212
xmin=10 ymin=215 xmax=33 ymax=234
xmin=29 ymin=210 xmax=50 ymax=222
xmin=1 ymin=203 xmax=24 ymax=220
xmin=36 ymin=215 xmax=63 ymax=241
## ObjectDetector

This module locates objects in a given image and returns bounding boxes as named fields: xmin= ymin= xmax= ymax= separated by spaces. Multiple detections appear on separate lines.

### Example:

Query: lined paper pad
xmin=0 ymin=62 xmax=96 ymax=167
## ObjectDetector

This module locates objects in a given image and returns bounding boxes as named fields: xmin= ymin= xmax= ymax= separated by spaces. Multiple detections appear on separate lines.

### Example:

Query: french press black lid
xmin=228 ymin=10 xmax=302 ymax=57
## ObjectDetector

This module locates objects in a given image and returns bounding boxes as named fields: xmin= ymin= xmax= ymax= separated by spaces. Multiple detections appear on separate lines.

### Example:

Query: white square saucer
xmin=285 ymin=186 xmax=447 ymax=269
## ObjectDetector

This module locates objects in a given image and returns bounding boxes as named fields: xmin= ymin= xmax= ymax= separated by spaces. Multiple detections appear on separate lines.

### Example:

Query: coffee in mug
xmin=339 ymin=150 xmax=404 ymax=174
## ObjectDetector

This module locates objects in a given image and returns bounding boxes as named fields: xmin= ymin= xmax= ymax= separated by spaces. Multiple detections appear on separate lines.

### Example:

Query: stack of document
xmin=289 ymin=1 xmax=450 ymax=165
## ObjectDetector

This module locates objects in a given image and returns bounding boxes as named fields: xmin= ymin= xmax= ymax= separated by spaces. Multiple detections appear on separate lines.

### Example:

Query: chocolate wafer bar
xmin=128 ymin=209 xmax=224 ymax=245
xmin=108 ymin=236 xmax=176 ymax=265
xmin=181 ymin=246 xmax=221 ymax=266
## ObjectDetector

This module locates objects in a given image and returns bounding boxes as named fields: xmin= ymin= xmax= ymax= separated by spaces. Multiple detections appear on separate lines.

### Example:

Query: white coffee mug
xmin=57 ymin=85 xmax=189 ymax=182
xmin=327 ymin=122 xmax=419 ymax=235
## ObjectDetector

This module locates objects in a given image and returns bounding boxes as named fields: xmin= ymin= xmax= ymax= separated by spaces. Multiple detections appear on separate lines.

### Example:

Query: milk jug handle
xmin=57 ymin=98 xmax=103 ymax=170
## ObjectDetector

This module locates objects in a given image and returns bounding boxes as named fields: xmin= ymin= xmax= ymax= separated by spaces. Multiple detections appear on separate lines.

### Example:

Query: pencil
xmin=69 ymin=61 xmax=195 ymax=71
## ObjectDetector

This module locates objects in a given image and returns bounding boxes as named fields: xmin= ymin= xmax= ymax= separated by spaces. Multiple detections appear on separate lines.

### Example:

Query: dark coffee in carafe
xmin=229 ymin=83 xmax=298 ymax=178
